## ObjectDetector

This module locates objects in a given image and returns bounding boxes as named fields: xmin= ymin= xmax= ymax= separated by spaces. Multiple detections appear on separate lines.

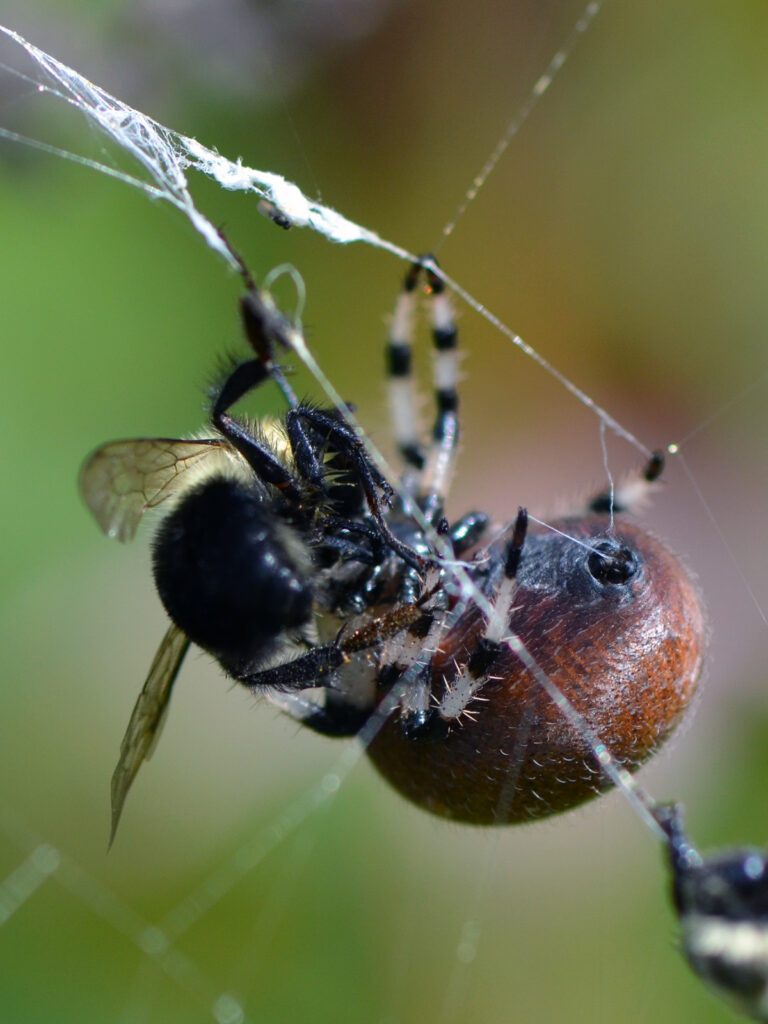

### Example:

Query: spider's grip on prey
xmin=82 ymin=254 xmax=705 ymax=841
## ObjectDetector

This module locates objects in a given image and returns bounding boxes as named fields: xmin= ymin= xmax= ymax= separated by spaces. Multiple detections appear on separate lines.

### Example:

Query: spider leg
xmin=233 ymin=600 xmax=431 ymax=741
xmin=448 ymin=511 xmax=491 ymax=555
xmin=385 ymin=256 xmax=462 ymax=524
xmin=215 ymin=236 xmax=299 ymax=406
xmin=397 ymin=509 xmax=528 ymax=738
xmin=588 ymin=450 xmax=665 ymax=515
xmin=239 ymin=284 xmax=300 ymax=408
xmin=207 ymin=282 xmax=323 ymax=502
xmin=419 ymin=258 xmax=461 ymax=525
xmin=386 ymin=261 xmax=427 ymax=472
xmin=213 ymin=307 xmax=427 ymax=567
xmin=304 ymin=605 xmax=445 ymax=738
xmin=484 ymin=507 xmax=528 ymax=643
xmin=316 ymin=515 xmax=385 ymax=564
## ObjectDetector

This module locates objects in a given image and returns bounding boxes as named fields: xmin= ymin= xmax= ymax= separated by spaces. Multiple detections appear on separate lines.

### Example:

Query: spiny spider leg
xmin=484 ymin=507 xmax=529 ymax=644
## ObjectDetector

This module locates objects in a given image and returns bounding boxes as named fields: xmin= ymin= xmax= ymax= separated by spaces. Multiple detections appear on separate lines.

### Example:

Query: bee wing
xmin=110 ymin=623 xmax=191 ymax=845
xmin=80 ymin=437 xmax=229 ymax=543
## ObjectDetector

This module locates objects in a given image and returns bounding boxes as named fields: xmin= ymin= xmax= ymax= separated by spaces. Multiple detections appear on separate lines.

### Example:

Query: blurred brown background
xmin=1 ymin=1 xmax=767 ymax=1021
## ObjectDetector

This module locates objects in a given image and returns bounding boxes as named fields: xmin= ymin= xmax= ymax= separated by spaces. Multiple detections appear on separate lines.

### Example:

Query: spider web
xmin=1 ymin=5 xmax=767 ymax=1023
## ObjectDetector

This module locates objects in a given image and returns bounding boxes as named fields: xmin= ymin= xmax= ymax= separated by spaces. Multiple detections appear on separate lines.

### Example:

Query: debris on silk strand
xmin=0 ymin=25 xmax=414 ymax=267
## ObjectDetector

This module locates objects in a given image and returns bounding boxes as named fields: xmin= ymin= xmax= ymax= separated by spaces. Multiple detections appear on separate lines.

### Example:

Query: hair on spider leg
xmin=588 ymin=448 xmax=667 ymax=516
xmin=79 ymin=249 xmax=708 ymax=846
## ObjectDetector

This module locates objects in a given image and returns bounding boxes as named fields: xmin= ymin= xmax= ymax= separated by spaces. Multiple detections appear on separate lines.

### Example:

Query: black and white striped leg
xmin=386 ymin=261 xmax=426 ymax=472
xmin=484 ymin=507 xmax=528 ymax=643
xmin=421 ymin=261 xmax=461 ymax=525
xmin=384 ymin=256 xmax=461 ymax=524
xmin=411 ymin=509 xmax=529 ymax=735
xmin=589 ymin=450 xmax=665 ymax=516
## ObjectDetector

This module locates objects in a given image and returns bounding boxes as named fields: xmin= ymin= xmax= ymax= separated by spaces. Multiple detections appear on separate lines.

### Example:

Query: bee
xmin=80 ymin=256 xmax=706 ymax=844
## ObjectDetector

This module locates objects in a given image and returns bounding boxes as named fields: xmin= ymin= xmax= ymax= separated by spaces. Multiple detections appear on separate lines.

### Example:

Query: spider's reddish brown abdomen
xmin=367 ymin=519 xmax=706 ymax=825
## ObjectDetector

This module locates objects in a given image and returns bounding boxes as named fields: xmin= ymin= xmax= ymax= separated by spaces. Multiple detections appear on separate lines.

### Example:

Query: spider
xmin=80 ymin=255 xmax=706 ymax=845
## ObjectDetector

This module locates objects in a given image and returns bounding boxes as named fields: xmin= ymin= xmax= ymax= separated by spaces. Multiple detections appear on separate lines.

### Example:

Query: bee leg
xmin=291 ymin=407 xmax=393 ymax=497
xmin=291 ymin=406 xmax=426 ymax=571
xmin=210 ymin=360 xmax=305 ymax=502
xmin=316 ymin=516 xmax=385 ymax=565
xmin=234 ymin=642 xmax=346 ymax=692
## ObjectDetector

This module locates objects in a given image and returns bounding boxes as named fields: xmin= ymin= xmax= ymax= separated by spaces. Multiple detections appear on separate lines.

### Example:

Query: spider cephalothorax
xmin=80 ymin=256 xmax=705 ymax=842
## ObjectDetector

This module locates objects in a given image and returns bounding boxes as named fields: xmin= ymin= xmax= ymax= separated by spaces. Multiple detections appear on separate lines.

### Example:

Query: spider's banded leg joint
xmin=392 ymin=664 xmax=445 ymax=740
xmin=589 ymin=449 xmax=666 ymax=515
xmin=386 ymin=262 xmax=426 ymax=471
xmin=485 ymin=507 xmax=528 ymax=643
xmin=420 ymin=257 xmax=462 ymax=524
xmin=504 ymin=506 xmax=528 ymax=580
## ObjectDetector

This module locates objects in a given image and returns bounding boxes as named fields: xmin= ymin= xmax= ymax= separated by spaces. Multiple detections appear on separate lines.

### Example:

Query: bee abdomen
xmin=152 ymin=476 xmax=313 ymax=669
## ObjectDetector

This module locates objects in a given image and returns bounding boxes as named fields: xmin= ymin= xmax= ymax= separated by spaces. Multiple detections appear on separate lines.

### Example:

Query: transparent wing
xmin=80 ymin=437 xmax=228 ymax=542
xmin=110 ymin=623 xmax=191 ymax=845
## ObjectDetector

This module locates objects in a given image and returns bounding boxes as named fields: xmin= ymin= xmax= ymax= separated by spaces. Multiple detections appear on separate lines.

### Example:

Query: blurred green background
xmin=1 ymin=1 xmax=768 ymax=1022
